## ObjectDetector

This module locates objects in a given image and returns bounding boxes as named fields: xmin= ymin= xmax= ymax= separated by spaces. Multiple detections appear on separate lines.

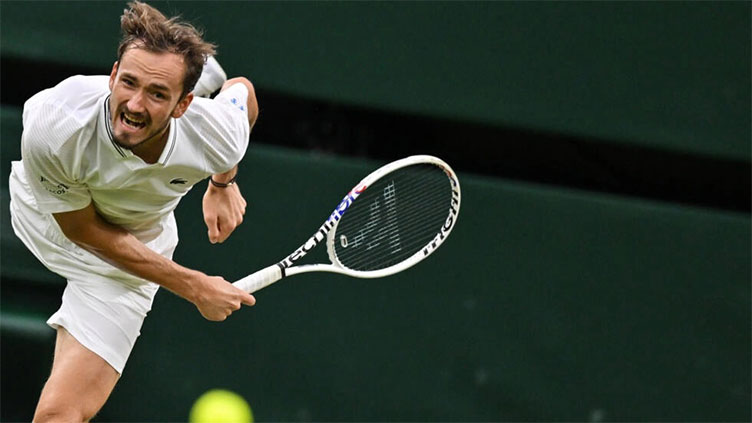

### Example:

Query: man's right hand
xmin=192 ymin=275 xmax=256 ymax=321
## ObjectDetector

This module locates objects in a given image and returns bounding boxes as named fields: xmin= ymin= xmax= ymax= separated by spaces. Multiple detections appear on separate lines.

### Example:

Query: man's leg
xmin=33 ymin=327 xmax=120 ymax=423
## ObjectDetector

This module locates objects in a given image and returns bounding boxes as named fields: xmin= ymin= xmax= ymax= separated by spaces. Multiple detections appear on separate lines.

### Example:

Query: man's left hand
xmin=203 ymin=182 xmax=247 ymax=243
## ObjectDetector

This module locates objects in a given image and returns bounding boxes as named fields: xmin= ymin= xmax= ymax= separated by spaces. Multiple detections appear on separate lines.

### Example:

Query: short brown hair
xmin=118 ymin=1 xmax=216 ymax=98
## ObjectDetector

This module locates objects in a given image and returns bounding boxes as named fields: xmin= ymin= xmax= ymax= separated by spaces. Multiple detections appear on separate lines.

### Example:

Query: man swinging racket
xmin=8 ymin=2 xmax=258 ymax=420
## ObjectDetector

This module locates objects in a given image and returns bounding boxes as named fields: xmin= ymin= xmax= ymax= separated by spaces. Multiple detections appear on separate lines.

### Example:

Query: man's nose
xmin=126 ymin=90 xmax=146 ymax=113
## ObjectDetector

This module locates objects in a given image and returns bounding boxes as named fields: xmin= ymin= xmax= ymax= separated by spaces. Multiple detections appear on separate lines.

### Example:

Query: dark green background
xmin=1 ymin=1 xmax=749 ymax=159
xmin=1 ymin=1 xmax=750 ymax=421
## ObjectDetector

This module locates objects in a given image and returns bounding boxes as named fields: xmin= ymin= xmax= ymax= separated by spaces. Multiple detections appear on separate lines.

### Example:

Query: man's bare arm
xmin=53 ymin=203 xmax=255 ymax=320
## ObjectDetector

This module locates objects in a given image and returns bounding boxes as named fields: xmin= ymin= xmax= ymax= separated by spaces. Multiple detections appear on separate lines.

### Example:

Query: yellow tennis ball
xmin=189 ymin=389 xmax=254 ymax=423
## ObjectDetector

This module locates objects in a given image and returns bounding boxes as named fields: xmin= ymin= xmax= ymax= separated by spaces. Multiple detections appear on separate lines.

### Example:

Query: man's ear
xmin=108 ymin=61 xmax=119 ymax=91
xmin=172 ymin=92 xmax=194 ymax=118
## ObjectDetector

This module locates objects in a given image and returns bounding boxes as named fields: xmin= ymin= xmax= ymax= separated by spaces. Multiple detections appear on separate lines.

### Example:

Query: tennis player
xmin=8 ymin=2 xmax=258 ymax=421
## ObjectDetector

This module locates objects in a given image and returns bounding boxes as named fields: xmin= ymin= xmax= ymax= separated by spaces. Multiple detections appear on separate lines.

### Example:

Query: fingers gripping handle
xmin=233 ymin=265 xmax=283 ymax=294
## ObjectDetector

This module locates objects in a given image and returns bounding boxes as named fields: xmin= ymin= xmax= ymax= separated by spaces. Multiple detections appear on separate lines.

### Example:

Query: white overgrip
xmin=233 ymin=265 xmax=283 ymax=294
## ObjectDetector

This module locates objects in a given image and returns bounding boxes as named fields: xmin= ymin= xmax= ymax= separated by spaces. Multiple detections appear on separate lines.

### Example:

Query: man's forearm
xmin=85 ymin=229 xmax=203 ymax=301
xmin=53 ymin=204 xmax=204 ymax=302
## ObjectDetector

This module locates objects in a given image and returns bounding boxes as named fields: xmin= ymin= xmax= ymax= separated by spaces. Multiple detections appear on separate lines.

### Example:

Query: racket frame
xmin=233 ymin=155 xmax=461 ymax=293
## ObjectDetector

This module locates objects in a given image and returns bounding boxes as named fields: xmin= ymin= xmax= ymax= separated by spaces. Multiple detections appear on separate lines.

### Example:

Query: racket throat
xmin=275 ymin=262 xmax=287 ymax=278
xmin=278 ymin=227 xmax=329 ymax=270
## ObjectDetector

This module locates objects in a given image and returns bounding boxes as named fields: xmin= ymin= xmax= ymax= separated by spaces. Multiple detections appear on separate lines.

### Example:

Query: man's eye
xmin=154 ymin=92 xmax=166 ymax=100
xmin=122 ymin=79 xmax=134 ymax=86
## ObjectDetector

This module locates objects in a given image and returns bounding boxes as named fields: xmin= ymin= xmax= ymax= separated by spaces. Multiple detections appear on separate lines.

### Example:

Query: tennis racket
xmin=233 ymin=155 xmax=461 ymax=294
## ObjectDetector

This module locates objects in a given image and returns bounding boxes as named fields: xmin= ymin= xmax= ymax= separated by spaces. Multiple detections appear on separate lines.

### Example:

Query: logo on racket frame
xmin=278 ymin=184 xmax=367 ymax=269
xmin=422 ymin=172 xmax=460 ymax=256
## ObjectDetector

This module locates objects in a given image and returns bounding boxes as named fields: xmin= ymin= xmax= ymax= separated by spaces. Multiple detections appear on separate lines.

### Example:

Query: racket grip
xmin=233 ymin=265 xmax=283 ymax=294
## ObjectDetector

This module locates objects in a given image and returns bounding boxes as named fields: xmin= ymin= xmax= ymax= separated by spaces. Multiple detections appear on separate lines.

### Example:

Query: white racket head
xmin=324 ymin=155 xmax=461 ymax=278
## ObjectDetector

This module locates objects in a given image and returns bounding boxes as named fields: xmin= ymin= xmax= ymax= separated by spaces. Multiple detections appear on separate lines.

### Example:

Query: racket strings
xmin=339 ymin=178 xmax=448 ymax=239
xmin=353 ymin=195 xmax=450 ymax=269
xmin=353 ymin=185 xmax=448 ymax=249
xmin=333 ymin=164 xmax=453 ymax=271
xmin=341 ymin=199 xmax=446 ymax=270
xmin=335 ymin=167 xmax=448 ymax=236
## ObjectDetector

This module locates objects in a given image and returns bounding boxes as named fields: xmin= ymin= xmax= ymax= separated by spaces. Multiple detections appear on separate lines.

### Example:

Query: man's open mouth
xmin=121 ymin=112 xmax=147 ymax=129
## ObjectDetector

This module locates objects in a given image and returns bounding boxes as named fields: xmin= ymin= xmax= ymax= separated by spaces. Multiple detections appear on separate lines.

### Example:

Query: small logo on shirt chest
xmin=169 ymin=178 xmax=188 ymax=185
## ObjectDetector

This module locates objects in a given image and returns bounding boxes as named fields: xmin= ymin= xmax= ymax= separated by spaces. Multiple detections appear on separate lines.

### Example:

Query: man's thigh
xmin=35 ymin=327 xmax=120 ymax=422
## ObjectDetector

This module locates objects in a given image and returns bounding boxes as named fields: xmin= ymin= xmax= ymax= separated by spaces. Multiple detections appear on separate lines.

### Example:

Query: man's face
xmin=108 ymin=47 xmax=192 ymax=150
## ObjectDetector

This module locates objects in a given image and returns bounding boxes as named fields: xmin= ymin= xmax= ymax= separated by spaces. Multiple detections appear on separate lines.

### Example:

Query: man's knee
xmin=34 ymin=368 xmax=109 ymax=423
xmin=34 ymin=327 xmax=119 ymax=422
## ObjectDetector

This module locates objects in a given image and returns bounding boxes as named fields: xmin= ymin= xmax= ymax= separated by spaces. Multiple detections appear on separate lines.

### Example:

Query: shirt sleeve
xmin=194 ymin=83 xmax=251 ymax=173
xmin=21 ymin=101 xmax=92 ymax=213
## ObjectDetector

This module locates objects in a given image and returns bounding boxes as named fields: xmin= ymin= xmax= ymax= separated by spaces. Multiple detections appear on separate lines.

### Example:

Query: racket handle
xmin=233 ymin=265 xmax=283 ymax=294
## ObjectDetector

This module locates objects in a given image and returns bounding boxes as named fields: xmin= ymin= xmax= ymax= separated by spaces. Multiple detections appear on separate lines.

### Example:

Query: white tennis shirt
xmin=18 ymin=75 xmax=250 ymax=243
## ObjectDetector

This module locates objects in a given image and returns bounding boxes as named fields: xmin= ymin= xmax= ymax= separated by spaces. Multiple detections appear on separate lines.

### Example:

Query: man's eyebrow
xmin=149 ymin=83 xmax=171 ymax=93
xmin=120 ymin=72 xmax=171 ymax=93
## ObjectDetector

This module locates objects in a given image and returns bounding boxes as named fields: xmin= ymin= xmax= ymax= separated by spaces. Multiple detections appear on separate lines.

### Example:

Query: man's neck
xmin=132 ymin=124 xmax=170 ymax=164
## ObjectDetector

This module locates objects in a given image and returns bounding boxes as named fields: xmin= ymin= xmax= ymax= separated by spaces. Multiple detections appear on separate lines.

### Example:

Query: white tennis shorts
xmin=9 ymin=161 xmax=177 ymax=374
